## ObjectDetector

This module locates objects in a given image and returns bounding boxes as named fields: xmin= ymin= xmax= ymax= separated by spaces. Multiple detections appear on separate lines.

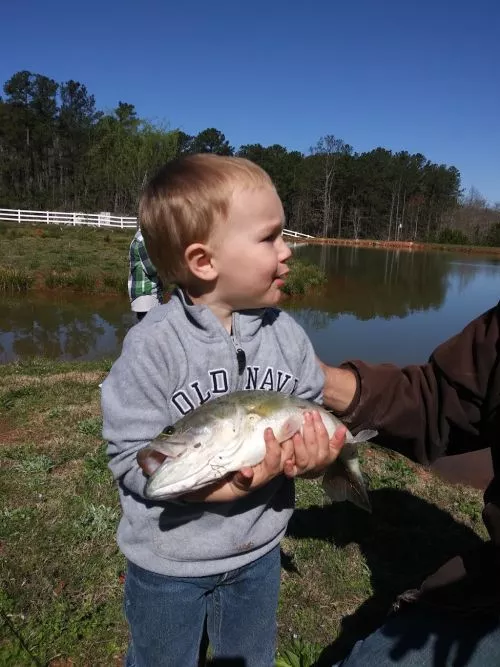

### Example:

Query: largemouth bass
xmin=137 ymin=390 xmax=377 ymax=511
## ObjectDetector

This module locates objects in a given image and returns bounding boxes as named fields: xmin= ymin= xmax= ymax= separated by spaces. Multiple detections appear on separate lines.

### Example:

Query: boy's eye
xmin=263 ymin=231 xmax=280 ymax=242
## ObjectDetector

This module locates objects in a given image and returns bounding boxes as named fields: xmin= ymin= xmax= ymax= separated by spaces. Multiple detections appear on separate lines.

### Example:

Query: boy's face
xmin=210 ymin=185 xmax=292 ymax=310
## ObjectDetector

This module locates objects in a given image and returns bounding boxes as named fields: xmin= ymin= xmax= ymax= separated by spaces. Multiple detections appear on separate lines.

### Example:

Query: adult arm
xmin=322 ymin=301 xmax=500 ymax=465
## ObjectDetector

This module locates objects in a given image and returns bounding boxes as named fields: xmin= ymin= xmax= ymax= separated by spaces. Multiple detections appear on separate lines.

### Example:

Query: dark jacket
xmin=337 ymin=300 xmax=500 ymax=617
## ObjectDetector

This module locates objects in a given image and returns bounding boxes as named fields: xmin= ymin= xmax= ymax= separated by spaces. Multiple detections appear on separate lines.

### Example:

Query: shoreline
xmin=291 ymin=236 xmax=500 ymax=257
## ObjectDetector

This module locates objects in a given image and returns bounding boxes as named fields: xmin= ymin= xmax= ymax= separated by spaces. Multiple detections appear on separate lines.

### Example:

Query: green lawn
xmin=0 ymin=222 xmax=324 ymax=297
xmin=0 ymin=358 xmax=487 ymax=666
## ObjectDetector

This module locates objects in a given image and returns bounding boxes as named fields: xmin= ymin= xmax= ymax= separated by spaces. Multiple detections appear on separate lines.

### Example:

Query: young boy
xmin=101 ymin=154 xmax=344 ymax=667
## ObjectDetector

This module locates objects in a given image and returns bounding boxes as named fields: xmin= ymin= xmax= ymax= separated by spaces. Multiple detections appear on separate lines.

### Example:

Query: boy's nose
xmin=278 ymin=236 xmax=292 ymax=262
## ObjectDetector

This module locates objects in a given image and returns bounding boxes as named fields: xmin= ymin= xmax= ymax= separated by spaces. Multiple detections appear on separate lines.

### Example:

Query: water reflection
xmin=0 ymin=293 xmax=134 ymax=363
xmin=296 ymin=245 xmax=450 ymax=320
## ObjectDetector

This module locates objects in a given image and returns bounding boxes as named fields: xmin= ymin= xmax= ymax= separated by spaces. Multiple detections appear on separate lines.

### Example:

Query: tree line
xmin=1 ymin=70 xmax=498 ymax=243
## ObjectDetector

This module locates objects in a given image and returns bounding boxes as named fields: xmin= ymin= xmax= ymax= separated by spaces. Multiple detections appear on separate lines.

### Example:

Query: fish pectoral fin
xmin=274 ymin=415 xmax=303 ymax=443
xmin=321 ymin=461 xmax=372 ymax=513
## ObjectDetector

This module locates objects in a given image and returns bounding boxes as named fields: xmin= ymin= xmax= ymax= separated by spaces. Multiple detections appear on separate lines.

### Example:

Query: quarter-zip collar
xmin=172 ymin=287 xmax=266 ymax=342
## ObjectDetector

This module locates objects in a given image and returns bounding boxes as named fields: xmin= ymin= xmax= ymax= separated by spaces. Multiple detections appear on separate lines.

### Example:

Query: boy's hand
xmin=283 ymin=410 xmax=347 ymax=479
xmin=230 ymin=425 xmax=295 ymax=493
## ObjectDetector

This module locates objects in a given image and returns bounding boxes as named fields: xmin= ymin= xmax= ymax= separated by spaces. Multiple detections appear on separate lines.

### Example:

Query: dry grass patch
xmin=1 ymin=370 xmax=104 ymax=390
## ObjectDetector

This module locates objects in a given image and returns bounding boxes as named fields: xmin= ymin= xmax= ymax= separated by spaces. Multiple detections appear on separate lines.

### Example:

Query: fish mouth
xmin=146 ymin=451 xmax=210 ymax=492
xmin=146 ymin=461 xmax=216 ymax=499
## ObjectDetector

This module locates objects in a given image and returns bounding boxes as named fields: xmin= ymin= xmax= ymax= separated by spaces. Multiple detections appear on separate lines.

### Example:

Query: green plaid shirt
xmin=128 ymin=229 xmax=163 ymax=307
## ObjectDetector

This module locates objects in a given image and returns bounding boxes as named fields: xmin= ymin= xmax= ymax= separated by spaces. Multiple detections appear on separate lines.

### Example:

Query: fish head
xmin=143 ymin=404 xmax=252 ymax=499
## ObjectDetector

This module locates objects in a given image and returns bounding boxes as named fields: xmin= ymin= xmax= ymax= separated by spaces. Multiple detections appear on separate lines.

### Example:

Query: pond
xmin=3 ymin=245 xmax=500 ymax=367
xmin=2 ymin=244 xmax=500 ymax=488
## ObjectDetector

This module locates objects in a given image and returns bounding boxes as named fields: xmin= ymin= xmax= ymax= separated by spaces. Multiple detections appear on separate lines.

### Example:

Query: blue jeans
xmin=124 ymin=545 xmax=280 ymax=667
xmin=336 ymin=606 xmax=500 ymax=666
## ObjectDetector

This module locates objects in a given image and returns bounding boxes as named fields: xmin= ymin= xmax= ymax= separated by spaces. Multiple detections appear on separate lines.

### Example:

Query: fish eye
xmin=161 ymin=425 xmax=175 ymax=436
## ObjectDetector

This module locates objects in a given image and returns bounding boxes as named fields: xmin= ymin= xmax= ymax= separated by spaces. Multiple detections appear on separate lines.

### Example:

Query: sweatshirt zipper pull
xmin=231 ymin=314 xmax=246 ymax=376
xmin=236 ymin=348 xmax=246 ymax=375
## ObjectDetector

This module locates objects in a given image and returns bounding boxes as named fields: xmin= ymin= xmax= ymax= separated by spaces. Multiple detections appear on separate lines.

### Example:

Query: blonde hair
xmin=139 ymin=153 xmax=273 ymax=285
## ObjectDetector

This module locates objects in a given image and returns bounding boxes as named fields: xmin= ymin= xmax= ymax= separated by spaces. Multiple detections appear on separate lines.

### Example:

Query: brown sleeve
xmin=339 ymin=301 xmax=500 ymax=465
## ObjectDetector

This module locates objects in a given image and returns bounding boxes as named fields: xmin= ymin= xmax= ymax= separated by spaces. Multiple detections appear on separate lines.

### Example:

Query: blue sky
xmin=2 ymin=0 xmax=499 ymax=203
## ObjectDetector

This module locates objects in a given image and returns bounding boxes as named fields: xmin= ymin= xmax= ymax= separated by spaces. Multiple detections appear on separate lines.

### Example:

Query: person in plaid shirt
xmin=128 ymin=228 xmax=164 ymax=321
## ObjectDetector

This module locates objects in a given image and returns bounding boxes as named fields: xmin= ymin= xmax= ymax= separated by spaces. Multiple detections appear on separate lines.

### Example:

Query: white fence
xmin=0 ymin=208 xmax=137 ymax=228
xmin=281 ymin=228 xmax=314 ymax=239
xmin=0 ymin=207 xmax=314 ymax=238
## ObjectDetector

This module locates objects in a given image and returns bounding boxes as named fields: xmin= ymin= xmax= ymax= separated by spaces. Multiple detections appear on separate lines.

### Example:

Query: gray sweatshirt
xmin=101 ymin=288 xmax=324 ymax=577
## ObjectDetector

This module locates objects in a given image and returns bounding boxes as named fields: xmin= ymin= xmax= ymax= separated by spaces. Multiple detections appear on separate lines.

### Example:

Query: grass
xmin=44 ymin=270 xmax=98 ymax=292
xmin=0 ymin=359 xmax=123 ymax=665
xmin=103 ymin=272 xmax=127 ymax=294
xmin=0 ymin=222 xmax=132 ymax=295
xmin=0 ymin=221 xmax=322 ymax=298
xmin=0 ymin=359 xmax=488 ymax=666
xmin=283 ymin=259 xmax=327 ymax=296
xmin=0 ymin=267 xmax=35 ymax=292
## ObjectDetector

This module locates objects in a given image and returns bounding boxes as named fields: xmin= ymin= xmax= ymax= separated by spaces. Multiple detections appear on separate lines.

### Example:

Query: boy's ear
xmin=184 ymin=243 xmax=218 ymax=282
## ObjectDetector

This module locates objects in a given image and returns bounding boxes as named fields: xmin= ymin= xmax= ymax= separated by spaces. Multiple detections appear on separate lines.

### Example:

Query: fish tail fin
xmin=321 ymin=458 xmax=372 ymax=513
xmin=349 ymin=429 xmax=378 ymax=444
